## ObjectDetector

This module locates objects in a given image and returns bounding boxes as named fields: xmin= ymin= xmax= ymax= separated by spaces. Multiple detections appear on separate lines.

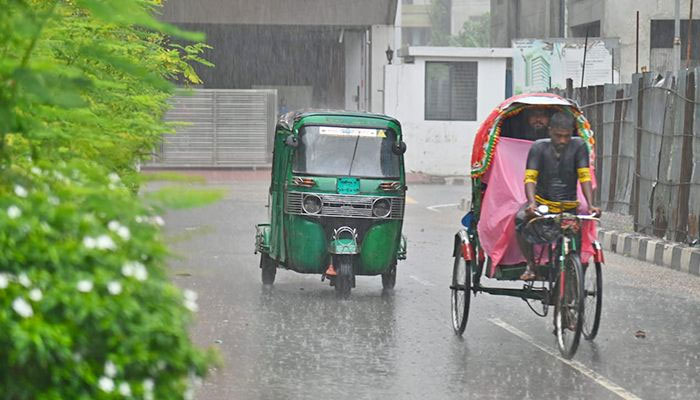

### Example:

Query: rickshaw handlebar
xmin=527 ymin=213 xmax=600 ymax=225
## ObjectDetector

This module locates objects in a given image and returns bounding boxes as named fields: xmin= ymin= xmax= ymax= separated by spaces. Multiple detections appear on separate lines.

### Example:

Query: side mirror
xmin=285 ymin=135 xmax=298 ymax=148
xmin=392 ymin=141 xmax=407 ymax=155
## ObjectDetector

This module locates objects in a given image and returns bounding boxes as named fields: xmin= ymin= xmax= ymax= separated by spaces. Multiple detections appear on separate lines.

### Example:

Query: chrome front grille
xmin=285 ymin=192 xmax=404 ymax=220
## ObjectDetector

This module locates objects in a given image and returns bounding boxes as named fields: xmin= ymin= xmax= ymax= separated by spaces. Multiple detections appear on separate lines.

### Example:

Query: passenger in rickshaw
xmin=501 ymin=107 xmax=551 ymax=141
xmin=514 ymin=112 xmax=601 ymax=281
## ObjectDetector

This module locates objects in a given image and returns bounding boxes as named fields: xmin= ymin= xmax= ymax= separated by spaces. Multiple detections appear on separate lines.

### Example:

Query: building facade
xmin=491 ymin=0 xmax=699 ymax=81
xmin=384 ymin=47 xmax=511 ymax=175
xmin=160 ymin=0 xmax=398 ymax=113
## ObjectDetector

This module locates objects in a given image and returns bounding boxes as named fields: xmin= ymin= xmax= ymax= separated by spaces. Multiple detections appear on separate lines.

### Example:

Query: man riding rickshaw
xmin=450 ymin=93 xmax=605 ymax=359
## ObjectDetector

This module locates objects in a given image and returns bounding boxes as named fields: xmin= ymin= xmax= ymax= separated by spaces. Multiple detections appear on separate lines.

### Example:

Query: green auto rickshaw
xmin=255 ymin=110 xmax=407 ymax=298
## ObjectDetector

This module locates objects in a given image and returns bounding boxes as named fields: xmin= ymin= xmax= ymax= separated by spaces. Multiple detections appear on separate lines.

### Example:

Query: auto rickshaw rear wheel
xmin=260 ymin=253 xmax=276 ymax=285
xmin=334 ymin=255 xmax=353 ymax=299
xmin=381 ymin=262 xmax=397 ymax=290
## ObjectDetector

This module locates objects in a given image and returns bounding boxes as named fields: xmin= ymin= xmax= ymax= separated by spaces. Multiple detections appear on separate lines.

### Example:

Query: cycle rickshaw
xmin=450 ymin=93 xmax=605 ymax=359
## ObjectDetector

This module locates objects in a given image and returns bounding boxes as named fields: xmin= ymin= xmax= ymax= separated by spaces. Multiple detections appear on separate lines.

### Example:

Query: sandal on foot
xmin=519 ymin=270 xmax=537 ymax=281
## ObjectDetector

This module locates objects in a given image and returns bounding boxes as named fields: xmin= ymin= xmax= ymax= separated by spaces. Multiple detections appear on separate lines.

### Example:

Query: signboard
xmin=512 ymin=39 xmax=619 ymax=94
xmin=319 ymin=127 xmax=387 ymax=138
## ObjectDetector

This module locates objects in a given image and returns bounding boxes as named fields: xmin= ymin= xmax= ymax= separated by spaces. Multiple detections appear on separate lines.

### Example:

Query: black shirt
xmin=525 ymin=137 xmax=589 ymax=202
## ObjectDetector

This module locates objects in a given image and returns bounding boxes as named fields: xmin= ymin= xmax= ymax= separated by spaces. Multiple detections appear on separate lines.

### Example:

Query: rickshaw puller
xmin=515 ymin=112 xmax=601 ymax=281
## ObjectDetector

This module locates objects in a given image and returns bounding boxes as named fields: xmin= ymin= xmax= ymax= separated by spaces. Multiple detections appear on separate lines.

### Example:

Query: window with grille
xmin=425 ymin=61 xmax=478 ymax=121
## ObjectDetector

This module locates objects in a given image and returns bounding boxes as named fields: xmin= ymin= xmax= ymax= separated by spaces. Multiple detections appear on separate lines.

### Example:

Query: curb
xmin=598 ymin=229 xmax=700 ymax=276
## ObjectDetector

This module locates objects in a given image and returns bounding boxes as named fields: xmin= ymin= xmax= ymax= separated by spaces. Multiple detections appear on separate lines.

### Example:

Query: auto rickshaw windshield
xmin=293 ymin=126 xmax=401 ymax=178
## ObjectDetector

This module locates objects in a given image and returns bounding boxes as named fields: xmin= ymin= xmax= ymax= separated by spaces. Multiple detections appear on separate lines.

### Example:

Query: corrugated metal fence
xmin=148 ymin=89 xmax=277 ymax=168
xmin=551 ymin=69 xmax=700 ymax=244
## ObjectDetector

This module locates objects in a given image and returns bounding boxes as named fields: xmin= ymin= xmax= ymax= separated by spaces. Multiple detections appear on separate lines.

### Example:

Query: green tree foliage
xmin=428 ymin=0 xmax=451 ymax=46
xmin=427 ymin=1 xmax=490 ymax=48
xmin=0 ymin=1 xmax=219 ymax=398
xmin=452 ymin=13 xmax=490 ymax=48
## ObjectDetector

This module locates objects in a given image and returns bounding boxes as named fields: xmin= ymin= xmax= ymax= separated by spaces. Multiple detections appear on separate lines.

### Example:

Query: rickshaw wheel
xmin=554 ymin=253 xmax=584 ymax=359
xmin=381 ymin=262 xmax=397 ymax=290
xmin=451 ymin=252 xmax=471 ymax=335
xmin=582 ymin=262 xmax=603 ymax=340
xmin=335 ymin=255 xmax=353 ymax=299
xmin=260 ymin=253 xmax=276 ymax=285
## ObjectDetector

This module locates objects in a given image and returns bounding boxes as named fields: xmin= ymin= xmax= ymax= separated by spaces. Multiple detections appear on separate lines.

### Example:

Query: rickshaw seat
xmin=476 ymin=137 xmax=597 ymax=278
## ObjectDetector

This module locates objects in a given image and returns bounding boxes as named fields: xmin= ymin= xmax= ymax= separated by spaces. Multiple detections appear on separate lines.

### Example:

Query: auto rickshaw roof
xmin=470 ymin=93 xmax=594 ymax=178
xmin=276 ymin=110 xmax=401 ymax=132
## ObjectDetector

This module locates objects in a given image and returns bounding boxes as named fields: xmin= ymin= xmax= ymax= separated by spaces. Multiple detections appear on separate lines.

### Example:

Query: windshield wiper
xmin=347 ymin=135 xmax=361 ymax=176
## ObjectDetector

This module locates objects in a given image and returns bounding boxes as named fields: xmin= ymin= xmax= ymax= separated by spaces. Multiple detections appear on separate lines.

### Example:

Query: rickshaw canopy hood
xmin=470 ymin=93 xmax=595 ymax=178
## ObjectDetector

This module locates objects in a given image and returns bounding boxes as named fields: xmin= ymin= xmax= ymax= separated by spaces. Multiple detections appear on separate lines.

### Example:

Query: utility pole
xmin=686 ymin=0 xmax=694 ymax=68
xmin=674 ymin=0 xmax=681 ymax=74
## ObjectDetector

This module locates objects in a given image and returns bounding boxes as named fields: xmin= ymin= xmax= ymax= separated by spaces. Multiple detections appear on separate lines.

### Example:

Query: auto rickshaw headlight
xmin=372 ymin=198 xmax=392 ymax=218
xmin=302 ymin=194 xmax=322 ymax=214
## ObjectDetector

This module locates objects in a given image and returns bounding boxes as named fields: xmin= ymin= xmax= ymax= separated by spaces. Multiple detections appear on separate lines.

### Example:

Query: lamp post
xmin=385 ymin=45 xmax=394 ymax=65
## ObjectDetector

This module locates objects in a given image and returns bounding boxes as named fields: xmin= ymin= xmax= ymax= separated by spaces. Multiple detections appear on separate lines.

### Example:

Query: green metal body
xmin=255 ymin=111 xmax=407 ymax=276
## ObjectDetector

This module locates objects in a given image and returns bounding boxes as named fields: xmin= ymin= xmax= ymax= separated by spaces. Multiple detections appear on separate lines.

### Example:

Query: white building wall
xmin=371 ymin=25 xmax=396 ymax=113
xmin=384 ymin=56 xmax=507 ymax=176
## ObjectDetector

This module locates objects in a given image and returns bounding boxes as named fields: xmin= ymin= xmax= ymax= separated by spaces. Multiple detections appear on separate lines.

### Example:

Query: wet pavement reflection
xmin=162 ymin=178 xmax=700 ymax=400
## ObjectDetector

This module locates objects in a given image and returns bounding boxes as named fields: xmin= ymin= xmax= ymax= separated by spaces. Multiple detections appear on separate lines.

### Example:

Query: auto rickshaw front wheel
xmin=260 ymin=253 xmax=276 ymax=285
xmin=381 ymin=262 xmax=397 ymax=290
xmin=334 ymin=255 xmax=353 ymax=299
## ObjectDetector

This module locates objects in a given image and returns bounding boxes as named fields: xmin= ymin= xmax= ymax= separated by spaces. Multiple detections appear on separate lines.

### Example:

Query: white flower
xmin=108 ymin=221 xmax=120 ymax=231
xmin=30 ymin=166 xmax=42 ymax=175
xmin=98 ymin=376 xmax=114 ymax=393
xmin=104 ymin=360 xmax=117 ymax=378
xmin=18 ymin=273 xmax=31 ymax=287
xmin=12 ymin=297 xmax=33 ymax=318
xmin=117 ymin=226 xmax=130 ymax=241
xmin=143 ymin=378 xmax=154 ymax=392
xmin=108 ymin=172 xmax=121 ymax=183
xmin=153 ymin=216 xmax=165 ymax=226
xmin=121 ymin=262 xmax=135 ymax=277
xmin=29 ymin=288 xmax=43 ymax=301
xmin=184 ymin=299 xmax=199 ymax=313
xmin=118 ymin=382 xmax=132 ymax=396
xmin=77 ymin=280 xmax=93 ymax=293
xmin=135 ymin=215 xmax=144 ymax=223
xmin=14 ymin=185 xmax=28 ymax=198
xmin=95 ymin=235 xmax=116 ymax=250
xmin=183 ymin=291 xmax=199 ymax=311
xmin=83 ymin=236 xmax=96 ymax=249
xmin=107 ymin=281 xmax=122 ymax=295
xmin=183 ymin=289 xmax=198 ymax=302
xmin=7 ymin=205 xmax=21 ymax=219
xmin=0 ymin=273 xmax=9 ymax=289
xmin=48 ymin=196 xmax=59 ymax=206
xmin=133 ymin=263 xmax=148 ymax=282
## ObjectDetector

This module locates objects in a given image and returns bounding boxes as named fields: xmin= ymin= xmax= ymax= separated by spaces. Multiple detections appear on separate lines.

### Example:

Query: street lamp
xmin=385 ymin=45 xmax=394 ymax=64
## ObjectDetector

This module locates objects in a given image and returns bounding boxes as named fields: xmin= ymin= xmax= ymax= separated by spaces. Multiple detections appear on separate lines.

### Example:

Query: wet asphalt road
xmin=160 ymin=176 xmax=700 ymax=400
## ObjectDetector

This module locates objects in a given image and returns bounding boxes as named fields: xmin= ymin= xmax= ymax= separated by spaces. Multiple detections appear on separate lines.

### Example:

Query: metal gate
xmin=148 ymin=89 xmax=277 ymax=167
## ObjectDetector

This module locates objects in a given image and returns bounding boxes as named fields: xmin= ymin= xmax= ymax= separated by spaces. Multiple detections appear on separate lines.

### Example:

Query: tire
xmin=582 ymin=261 xmax=603 ymax=340
xmin=451 ymin=251 xmax=471 ymax=335
xmin=260 ymin=253 xmax=276 ymax=285
xmin=554 ymin=252 xmax=584 ymax=359
xmin=335 ymin=255 xmax=353 ymax=299
xmin=381 ymin=262 xmax=397 ymax=290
